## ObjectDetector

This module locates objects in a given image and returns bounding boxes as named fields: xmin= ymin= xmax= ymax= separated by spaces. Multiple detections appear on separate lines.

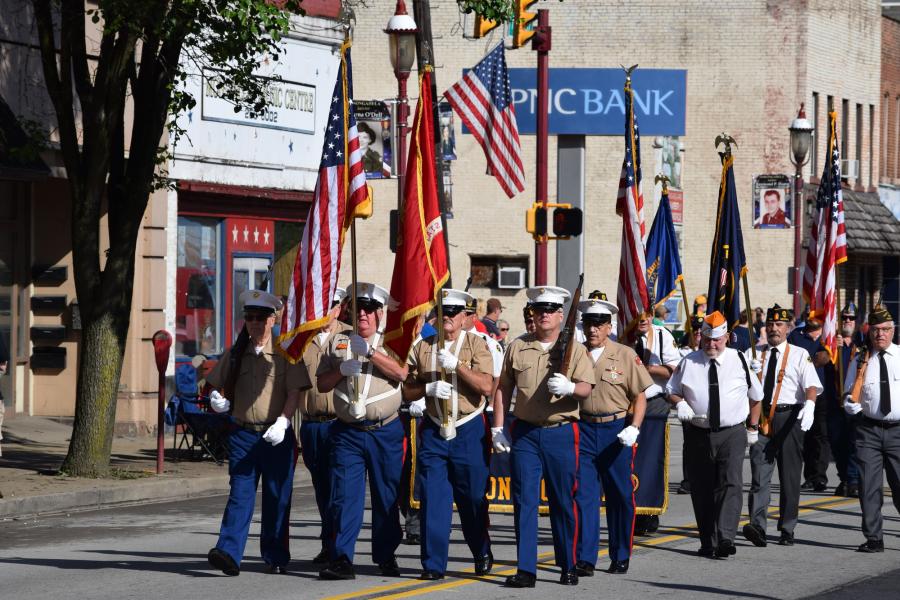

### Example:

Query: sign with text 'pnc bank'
xmin=507 ymin=68 xmax=687 ymax=136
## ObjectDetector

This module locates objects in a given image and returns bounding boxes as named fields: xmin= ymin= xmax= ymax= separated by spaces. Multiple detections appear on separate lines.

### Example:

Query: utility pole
xmin=533 ymin=9 xmax=551 ymax=286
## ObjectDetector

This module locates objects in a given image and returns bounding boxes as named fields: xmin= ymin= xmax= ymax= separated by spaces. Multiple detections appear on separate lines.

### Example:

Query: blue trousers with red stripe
xmin=510 ymin=420 xmax=580 ymax=575
xmin=328 ymin=418 xmax=404 ymax=564
xmin=299 ymin=420 xmax=334 ymax=547
xmin=215 ymin=425 xmax=296 ymax=567
xmin=575 ymin=418 xmax=636 ymax=564
xmin=418 ymin=415 xmax=491 ymax=574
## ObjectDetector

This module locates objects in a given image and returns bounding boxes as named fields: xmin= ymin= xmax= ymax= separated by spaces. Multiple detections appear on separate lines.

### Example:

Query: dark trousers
xmin=400 ymin=414 xmax=421 ymax=537
xmin=854 ymin=418 xmax=900 ymax=542
xmin=216 ymin=426 xmax=296 ymax=567
xmin=300 ymin=420 xmax=334 ymax=547
xmin=329 ymin=418 xmax=404 ymax=564
xmin=511 ymin=420 xmax=580 ymax=575
xmin=749 ymin=406 xmax=804 ymax=534
xmin=575 ymin=418 xmax=635 ymax=563
xmin=418 ymin=416 xmax=491 ymax=574
xmin=802 ymin=395 xmax=831 ymax=485
xmin=827 ymin=404 xmax=860 ymax=485
xmin=684 ymin=423 xmax=745 ymax=549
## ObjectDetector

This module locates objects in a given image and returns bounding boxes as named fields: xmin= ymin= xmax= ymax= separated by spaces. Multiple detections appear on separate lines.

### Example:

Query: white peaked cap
xmin=440 ymin=288 xmax=473 ymax=307
xmin=578 ymin=298 xmax=618 ymax=316
xmin=345 ymin=282 xmax=392 ymax=307
xmin=525 ymin=285 xmax=571 ymax=306
xmin=333 ymin=287 xmax=347 ymax=304
xmin=240 ymin=289 xmax=283 ymax=313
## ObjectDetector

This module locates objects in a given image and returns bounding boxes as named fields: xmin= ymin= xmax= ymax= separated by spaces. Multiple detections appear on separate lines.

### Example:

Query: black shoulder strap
xmin=736 ymin=350 xmax=752 ymax=387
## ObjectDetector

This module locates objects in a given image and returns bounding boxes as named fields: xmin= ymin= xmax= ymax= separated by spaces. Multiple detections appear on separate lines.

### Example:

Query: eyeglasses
xmin=872 ymin=326 xmax=895 ymax=335
xmin=243 ymin=313 xmax=271 ymax=323
xmin=500 ymin=327 xmax=509 ymax=332
xmin=532 ymin=306 xmax=561 ymax=315
xmin=356 ymin=300 xmax=382 ymax=313
xmin=442 ymin=305 xmax=465 ymax=317
xmin=842 ymin=316 xmax=856 ymax=321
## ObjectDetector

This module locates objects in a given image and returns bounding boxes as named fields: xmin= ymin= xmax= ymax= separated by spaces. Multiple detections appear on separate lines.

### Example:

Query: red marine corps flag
xmin=384 ymin=68 xmax=450 ymax=363
xmin=278 ymin=40 xmax=370 ymax=361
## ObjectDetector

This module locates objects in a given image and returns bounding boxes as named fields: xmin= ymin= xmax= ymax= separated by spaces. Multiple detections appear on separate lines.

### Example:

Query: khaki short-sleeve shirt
xmin=409 ymin=331 xmax=493 ymax=419
xmin=206 ymin=340 xmax=311 ymax=425
xmin=500 ymin=335 xmax=596 ymax=425
xmin=582 ymin=341 xmax=652 ymax=414
xmin=318 ymin=331 xmax=403 ymax=423
xmin=299 ymin=323 xmax=352 ymax=417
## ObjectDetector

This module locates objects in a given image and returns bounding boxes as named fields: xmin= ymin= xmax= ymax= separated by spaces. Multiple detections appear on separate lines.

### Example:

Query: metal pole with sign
xmin=534 ymin=9 xmax=550 ymax=286
xmin=151 ymin=330 xmax=172 ymax=474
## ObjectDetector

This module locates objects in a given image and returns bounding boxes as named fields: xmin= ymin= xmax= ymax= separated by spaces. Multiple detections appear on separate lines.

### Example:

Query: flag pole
xmin=679 ymin=279 xmax=693 ymax=338
xmin=741 ymin=273 xmax=757 ymax=361
xmin=836 ymin=262 xmax=844 ymax=401
xmin=436 ymin=292 xmax=449 ymax=431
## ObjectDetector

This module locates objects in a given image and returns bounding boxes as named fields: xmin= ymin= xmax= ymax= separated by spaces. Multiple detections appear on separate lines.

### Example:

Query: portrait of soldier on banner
xmin=752 ymin=174 xmax=793 ymax=229
xmin=353 ymin=100 xmax=393 ymax=179
xmin=439 ymin=101 xmax=457 ymax=161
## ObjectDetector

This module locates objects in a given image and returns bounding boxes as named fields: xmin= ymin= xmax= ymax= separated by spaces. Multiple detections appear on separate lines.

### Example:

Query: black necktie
xmin=709 ymin=359 xmax=720 ymax=430
xmin=763 ymin=347 xmax=778 ymax=408
xmin=635 ymin=336 xmax=645 ymax=360
xmin=879 ymin=351 xmax=892 ymax=416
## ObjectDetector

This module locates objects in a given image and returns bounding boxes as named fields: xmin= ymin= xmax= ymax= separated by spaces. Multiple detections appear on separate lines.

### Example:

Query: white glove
xmin=747 ymin=428 xmax=759 ymax=445
xmin=844 ymin=399 xmax=863 ymax=415
xmin=548 ymin=372 xmax=576 ymax=396
xmin=408 ymin=398 xmax=426 ymax=417
xmin=426 ymin=380 xmax=453 ymax=399
xmin=798 ymin=399 xmax=816 ymax=432
xmin=750 ymin=359 xmax=762 ymax=374
xmin=617 ymin=425 xmax=640 ymax=447
xmin=437 ymin=348 xmax=459 ymax=373
xmin=209 ymin=390 xmax=230 ymax=413
xmin=675 ymin=400 xmax=695 ymax=422
xmin=339 ymin=359 xmax=363 ymax=377
xmin=491 ymin=427 xmax=511 ymax=453
xmin=262 ymin=416 xmax=290 ymax=446
xmin=349 ymin=334 xmax=370 ymax=357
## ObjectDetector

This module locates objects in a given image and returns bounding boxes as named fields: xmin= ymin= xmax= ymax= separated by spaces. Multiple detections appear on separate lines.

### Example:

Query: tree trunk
xmin=60 ymin=311 xmax=128 ymax=477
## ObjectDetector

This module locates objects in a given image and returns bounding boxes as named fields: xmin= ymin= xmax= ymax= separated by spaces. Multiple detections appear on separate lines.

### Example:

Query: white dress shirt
xmin=749 ymin=340 xmax=822 ymax=405
xmin=666 ymin=347 xmax=763 ymax=428
xmin=639 ymin=325 xmax=681 ymax=398
xmin=844 ymin=343 xmax=900 ymax=421
xmin=470 ymin=328 xmax=503 ymax=377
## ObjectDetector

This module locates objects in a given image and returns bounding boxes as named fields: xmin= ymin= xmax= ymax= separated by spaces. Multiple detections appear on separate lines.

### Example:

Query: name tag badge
xmin=605 ymin=367 xmax=622 ymax=381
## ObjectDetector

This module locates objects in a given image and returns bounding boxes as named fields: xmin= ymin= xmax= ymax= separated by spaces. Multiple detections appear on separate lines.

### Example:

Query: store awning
xmin=0 ymin=95 xmax=50 ymax=181
xmin=804 ymin=182 xmax=900 ymax=255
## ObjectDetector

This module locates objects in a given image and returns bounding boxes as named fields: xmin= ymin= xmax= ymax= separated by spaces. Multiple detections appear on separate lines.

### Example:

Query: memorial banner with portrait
xmin=752 ymin=174 xmax=793 ymax=229
xmin=353 ymin=100 xmax=393 ymax=179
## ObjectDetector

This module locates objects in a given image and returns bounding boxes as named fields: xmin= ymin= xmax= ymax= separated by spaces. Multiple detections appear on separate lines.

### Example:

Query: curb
xmin=0 ymin=469 xmax=311 ymax=520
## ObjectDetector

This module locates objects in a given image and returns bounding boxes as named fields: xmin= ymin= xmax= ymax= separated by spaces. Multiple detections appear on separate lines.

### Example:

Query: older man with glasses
xmin=843 ymin=305 xmax=900 ymax=553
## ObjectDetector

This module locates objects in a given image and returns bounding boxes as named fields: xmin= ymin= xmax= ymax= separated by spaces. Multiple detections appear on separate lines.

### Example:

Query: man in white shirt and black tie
xmin=667 ymin=311 xmax=763 ymax=558
xmin=843 ymin=304 xmax=900 ymax=553
xmin=743 ymin=304 xmax=822 ymax=548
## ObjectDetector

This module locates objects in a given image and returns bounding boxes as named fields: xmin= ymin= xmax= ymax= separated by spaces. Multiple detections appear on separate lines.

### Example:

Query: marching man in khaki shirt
xmin=404 ymin=288 xmax=495 ymax=580
xmin=494 ymin=286 xmax=596 ymax=588
xmin=574 ymin=295 xmax=651 ymax=577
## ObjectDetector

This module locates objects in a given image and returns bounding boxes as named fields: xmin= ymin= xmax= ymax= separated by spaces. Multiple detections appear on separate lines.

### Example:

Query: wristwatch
xmin=746 ymin=422 xmax=759 ymax=431
xmin=365 ymin=347 xmax=375 ymax=360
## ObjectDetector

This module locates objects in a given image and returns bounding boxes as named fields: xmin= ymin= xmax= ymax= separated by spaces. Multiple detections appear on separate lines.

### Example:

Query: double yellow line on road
xmin=319 ymin=495 xmax=858 ymax=600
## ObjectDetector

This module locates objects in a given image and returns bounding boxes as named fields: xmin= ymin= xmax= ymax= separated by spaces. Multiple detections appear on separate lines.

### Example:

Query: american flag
xmin=278 ymin=41 xmax=369 ymax=361
xmin=615 ymin=77 xmax=650 ymax=340
xmin=803 ymin=110 xmax=847 ymax=361
xmin=445 ymin=43 xmax=525 ymax=198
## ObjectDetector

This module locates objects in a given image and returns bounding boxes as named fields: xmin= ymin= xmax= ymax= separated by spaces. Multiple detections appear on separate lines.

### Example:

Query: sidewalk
xmin=0 ymin=416 xmax=307 ymax=520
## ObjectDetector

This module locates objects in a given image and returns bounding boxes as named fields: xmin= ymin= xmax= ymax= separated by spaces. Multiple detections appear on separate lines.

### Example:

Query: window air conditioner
xmin=497 ymin=266 xmax=526 ymax=289
xmin=841 ymin=159 xmax=860 ymax=179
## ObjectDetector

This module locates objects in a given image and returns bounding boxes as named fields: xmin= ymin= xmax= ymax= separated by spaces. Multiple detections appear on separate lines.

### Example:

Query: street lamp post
xmin=385 ymin=0 xmax=417 ymax=210
xmin=789 ymin=103 xmax=814 ymax=317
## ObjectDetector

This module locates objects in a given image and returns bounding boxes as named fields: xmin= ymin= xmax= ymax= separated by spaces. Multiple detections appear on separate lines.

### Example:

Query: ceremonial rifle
xmin=551 ymin=273 xmax=584 ymax=391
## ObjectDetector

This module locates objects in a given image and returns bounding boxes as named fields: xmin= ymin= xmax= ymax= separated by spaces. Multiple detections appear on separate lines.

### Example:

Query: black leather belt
xmin=580 ymin=411 xmax=627 ymax=423
xmin=689 ymin=422 xmax=742 ymax=433
xmin=538 ymin=420 xmax=573 ymax=429
xmin=774 ymin=404 xmax=801 ymax=413
xmin=347 ymin=413 xmax=399 ymax=431
xmin=863 ymin=416 xmax=900 ymax=428
xmin=302 ymin=413 xmax=336 ymax=423
xmin=236 ymin=420 xmax=276 ymax=432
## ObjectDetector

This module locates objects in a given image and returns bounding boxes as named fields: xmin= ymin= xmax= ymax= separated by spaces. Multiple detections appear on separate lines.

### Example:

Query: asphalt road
xmin=1 ymin=425 xmax=899 ymax=600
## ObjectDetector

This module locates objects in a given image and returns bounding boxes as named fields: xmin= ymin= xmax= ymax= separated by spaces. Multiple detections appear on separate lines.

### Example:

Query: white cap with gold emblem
xmin=345 ymin=282 xmax=392 ymax=308
xmin=577 ymin=297 xmax=618 ymax=316
xmin=525 ymin=285 xmax=571 ymax=309
xmin=440 ymin=288 xmax=473 ymax=308
xmin=240 ymin=289 xmax=284 ymax=314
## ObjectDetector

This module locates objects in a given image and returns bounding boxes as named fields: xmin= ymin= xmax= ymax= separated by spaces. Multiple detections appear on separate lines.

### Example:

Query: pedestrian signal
xmin=526 ymin=204 xmax=547 ymax=239
xmin=513 ymin=0 xmax=538 ymax=48
xmin=552 ymin=207 xmax=583 ymax=237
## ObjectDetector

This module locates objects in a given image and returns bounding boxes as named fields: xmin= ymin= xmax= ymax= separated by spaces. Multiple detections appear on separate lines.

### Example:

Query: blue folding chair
xmin=168 ymin=363 xmax=230 ymax=464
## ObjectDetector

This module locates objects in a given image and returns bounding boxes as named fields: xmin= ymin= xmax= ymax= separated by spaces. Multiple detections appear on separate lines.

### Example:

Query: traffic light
xmin=512 ymin=0 xmax=538 ymax=48
xmin=526 ymin=203 xmax=547 ymax=239
xmin=473 ymin=15 xmax=500 ymax=39
xmin=553 ymin=207 xmax=583 ymax=237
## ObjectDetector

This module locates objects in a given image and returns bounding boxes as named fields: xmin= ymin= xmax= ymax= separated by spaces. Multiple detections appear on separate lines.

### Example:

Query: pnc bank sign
xmin=507 ymin=68 xmax=687 ymax=136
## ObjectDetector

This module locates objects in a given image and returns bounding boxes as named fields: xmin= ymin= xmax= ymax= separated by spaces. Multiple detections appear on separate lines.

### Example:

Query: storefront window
xmin=176 ymin=216 xmax=222 ymax=358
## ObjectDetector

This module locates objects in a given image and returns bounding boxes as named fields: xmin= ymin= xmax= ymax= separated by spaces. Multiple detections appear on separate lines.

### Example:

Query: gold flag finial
xmin=654 ymin=173 xmax=670 ymax=193
xmin=715 ymin=133 xmax=737 ymax=157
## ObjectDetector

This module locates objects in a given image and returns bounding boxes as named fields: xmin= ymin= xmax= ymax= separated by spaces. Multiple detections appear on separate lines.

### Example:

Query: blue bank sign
xmin=506 ymin=68 xmax=687 ymax=136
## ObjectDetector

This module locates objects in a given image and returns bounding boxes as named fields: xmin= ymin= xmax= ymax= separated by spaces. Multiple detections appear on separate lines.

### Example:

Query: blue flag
xmin=645 ymin=189 xmax=684 ymax=307
xmin=706 ymin=153 xmax=748 ymax=328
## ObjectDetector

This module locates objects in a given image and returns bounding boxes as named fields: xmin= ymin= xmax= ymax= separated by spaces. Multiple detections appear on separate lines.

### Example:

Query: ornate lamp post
xmin=385 ymin=0 xmax=417 ymax=207
xmin=789 ymin=103 xmax=814 ymax=316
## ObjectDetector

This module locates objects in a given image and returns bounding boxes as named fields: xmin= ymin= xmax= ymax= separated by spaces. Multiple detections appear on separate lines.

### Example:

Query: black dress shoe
xmin=800 ymin=480 xmax=814 ymax=491
xmin=474 ymin=552 xmax=493 ymax=576
xmin=403 ymin=534 xmax=421 ymax=545
xmin=697 ymin=547 xmax=716 ymax=558
xmin=714 ymin=540 xmax=736 ymax=558
xmin=847 ymin=483 xmax=860 ymax=498
xmin=312 ymin=548 xmax=330 ymax=565
xmin=420 ymin=570 xmax=444 ymax=580
xmin=812 ymin=481 xmax=828 ymax=492
xmin=505 ymin=571 xmax=536 ymax=588
xmin=857 ymin=539 xmax=885 ymax=553
xmin=560 ymin=570 xmax=579 ymax=585
xmin=265 ymin=564 xmax=287 ymax=574
xmin=574 ymin=560 xmax=595 ymax=576
xmin=319 ymin=556 xmax=355 ymax=580
xmin=676 ymin=481 xmax=691 ymax=495
xmin=208 ymin=547 xmax=240 ymax=576
xmin=834 ymin=482 xmax=847 ymax=496
xmin=778 ymin=531 xmax=795 ymax=546
xmin=607 ymin=560 xmax=629 ymax=574
xmin=742 ymin=523 xmax=767 ymax=547
xmin=378 ymin=557 xmax=402 ymax=577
